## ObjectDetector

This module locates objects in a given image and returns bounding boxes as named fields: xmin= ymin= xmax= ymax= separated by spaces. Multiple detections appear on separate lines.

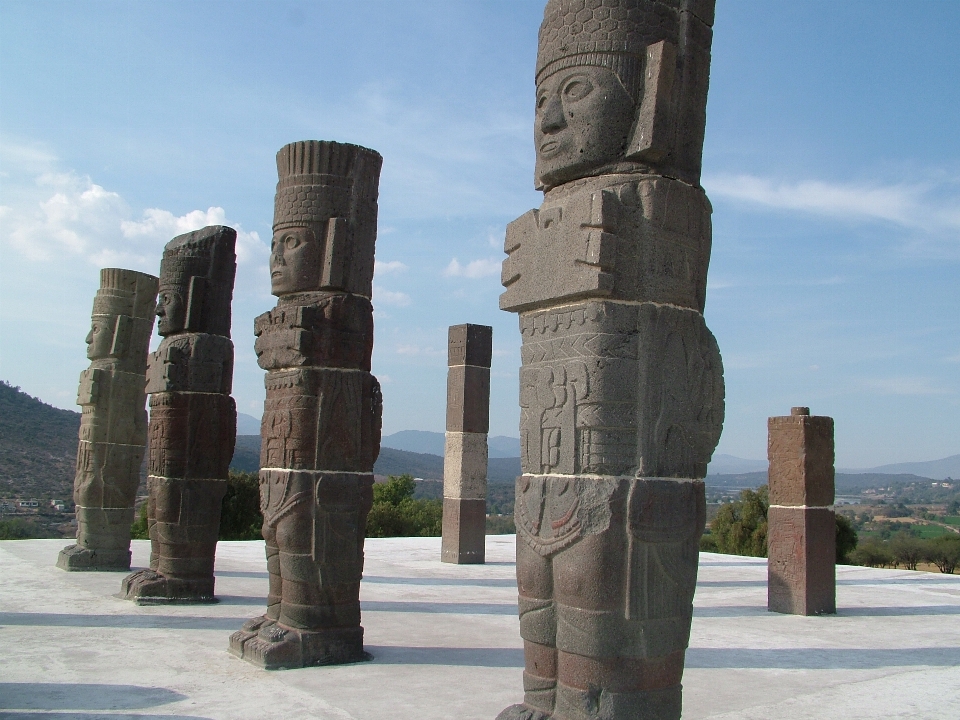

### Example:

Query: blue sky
xmin=1 ymin=1 xmax=957 ymax=468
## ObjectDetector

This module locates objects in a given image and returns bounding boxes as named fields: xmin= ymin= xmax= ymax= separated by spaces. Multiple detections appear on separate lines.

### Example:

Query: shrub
xmin=129 ymin=500 xmax=149 ymax=540
xmin=486 ymin=514 xmax=516 ymax=535
xmin=0 ymin=518 xmax=34 ymax=540
xmin=219 ymin=471 xmax=263 ymax=540
xmin=366 ymin=474 xmax=442 ymax=538
xmin=848 ymin=540 xmax=894 ymax=568
xmin=835 ymin=513 xmax=858 ymax=564
xmin=925 ymin=534 xmax=960 ymax=574
xmin=890 ymin=532 xmax=925 ymax=571
xmin=711 ymin=486 xmax=768 ymax=557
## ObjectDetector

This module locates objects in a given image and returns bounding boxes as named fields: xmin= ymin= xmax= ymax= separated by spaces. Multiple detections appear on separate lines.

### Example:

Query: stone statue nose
xmin=540 ymin=95 xmax=565 ymax=133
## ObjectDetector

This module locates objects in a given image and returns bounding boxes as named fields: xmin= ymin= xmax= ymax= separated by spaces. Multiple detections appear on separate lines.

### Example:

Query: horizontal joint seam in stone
xmin=522 ymin=473 xmax=704 ymax=483
xmin=524 ymin=298 xmax=706 ymax=314
xmin=769 ymin=504 xmax=835 ymax=511
xmin=267 ymin=366 xmax=370 ymax=374
xmin=258 ymin=467 xmax=373 ymax=476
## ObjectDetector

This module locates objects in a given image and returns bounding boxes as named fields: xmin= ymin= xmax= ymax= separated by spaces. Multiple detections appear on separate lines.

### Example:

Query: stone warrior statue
xmin=498 ymin=2 xmax=723 ymax=719
xmin=229 ymin=140 xmax=383 ymax=669
xmin=58 ymin=269 xmax=158 ymax=571
xmin=122 ymin=225 xmax=237 ymax=603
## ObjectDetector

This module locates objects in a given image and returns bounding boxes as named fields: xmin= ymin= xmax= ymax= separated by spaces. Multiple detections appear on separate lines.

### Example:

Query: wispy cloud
xmin=443 ymin=257 xmax=501 ymax=279
xmin=373 ymin=285 xmax=412 ymax=307
xmin=374 ymin=260 xmax=408 ymax=275
xmin=704 ymin=173 xmax=960 ymax=235
xmin=395 ymin=344 xmax=443 ymax=357
xmin=860 ymin=376 xmax=952 ymax=396
xmin=0 ymin=142 xmax=266 ymax=268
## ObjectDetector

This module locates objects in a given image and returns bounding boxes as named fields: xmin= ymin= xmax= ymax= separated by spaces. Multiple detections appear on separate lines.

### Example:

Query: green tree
xmin=129 ymin=500 xmax=149 ymax=540
xmin=0 ymin=518 xmax=34 ymax=540
xmin=890 ymin=531 xmax=924 ymax=571
xmin=925 ymin=534 xmax=960 ymax=574
xmin=711 ymin=486 xmax=768 ymax=557
xmin=219 ymin=471 xmax=263 ymax=540
xmin=848 ymin=539 xmax=894 ymax=568
xmin=835 ymin=513 xmax=858 ymax=564
xmin=366 ymin=474 xmax=442 ymax=538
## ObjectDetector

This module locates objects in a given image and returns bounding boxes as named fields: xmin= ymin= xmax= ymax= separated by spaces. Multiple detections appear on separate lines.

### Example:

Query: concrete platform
xmin=1 ymin=537 xmax=958 ymax=719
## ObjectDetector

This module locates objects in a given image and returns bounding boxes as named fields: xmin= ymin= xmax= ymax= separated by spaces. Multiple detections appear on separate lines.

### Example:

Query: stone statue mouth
xmin=539 ymin=140 xmax=561 ymax=155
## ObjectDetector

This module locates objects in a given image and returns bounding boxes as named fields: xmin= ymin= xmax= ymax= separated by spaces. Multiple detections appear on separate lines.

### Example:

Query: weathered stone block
xmin=147 ymin=392 xmax=237 ymax=480
xmin=445 ymin=365 xmax=491 ymax=434
xmin=441 ymin=497 xmax=486 ymax=564
xmin=768 ymin=409 xmax=835 ymax=507
xmin=501 ymin=175 xmax=712 ymax=314
xmin=443 ymin=431 xmax=488 ymax=500
xmin=77 ymin=369 xmax=149 ymax=446
xmin=518 ymin=301 xmax=723 ymax=479
xmin=254 ymin=292 xmax=374 ymax=371
xmin=448 ymin=323 xmax=493 ymax=368
xmin=73 ymin=441 xmax=144 ymax=509
xmin=768 ymin=506 xmax=836 ymax=615
xmin=145 ymin=333 xmax=234 ymax=395
xmin=260 ymin=368 xmax=382 ymax=472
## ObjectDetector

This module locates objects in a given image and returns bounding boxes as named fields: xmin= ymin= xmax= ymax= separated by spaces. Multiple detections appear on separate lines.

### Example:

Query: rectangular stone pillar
xmin=767 ymin=406 xmax=836 ymax=615
xmin=442 ymin=323 xmax=492 ymax=564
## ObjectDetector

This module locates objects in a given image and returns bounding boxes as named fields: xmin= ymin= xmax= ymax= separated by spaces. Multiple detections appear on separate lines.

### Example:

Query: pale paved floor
xmin=1 ymin=537 xmax=958 ymax=720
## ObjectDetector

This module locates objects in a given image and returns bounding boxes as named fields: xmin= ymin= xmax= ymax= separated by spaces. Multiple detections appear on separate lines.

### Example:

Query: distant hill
xmin=844 ymin=455 xmax=960 ymax=480
xmin=381 ymin=430 xmax=521 ymax=459
xmin=0 ymin=381 xmax=80 ymax=499
xmin=236 ymin=413 xmax=262 ymax=435
xmin=706 ymin=471 xmax=941 ymax=495
xmin=707 ymin=454 xmax=767 ymax=474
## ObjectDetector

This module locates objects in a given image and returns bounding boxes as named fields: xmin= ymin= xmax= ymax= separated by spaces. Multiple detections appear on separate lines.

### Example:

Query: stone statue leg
xmin=122 ymin=478 xmax=226 ymax=603
xmin=517 ymin=540 xmax=557 ymax=715
xmin=232 ymin=472 xmax=372 ymax=669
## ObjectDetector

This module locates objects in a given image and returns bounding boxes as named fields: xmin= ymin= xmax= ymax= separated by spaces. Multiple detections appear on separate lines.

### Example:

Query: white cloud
xmin=395 ymin=344 xmax=443 ymax=357
xmin=373 ymin=285 xmax=412 ymax=307
xmin=443 ymin=257 xmax=501 ymax=279
xmin=703 ymin=173 xmax=960 ymax=235
xmin=0 ymin=143 xmax=266 ymax=268
xmin=374 ymin=260 xmax=408 ymax=275
xmin=860 ymin=377 xmax=951 ymax=396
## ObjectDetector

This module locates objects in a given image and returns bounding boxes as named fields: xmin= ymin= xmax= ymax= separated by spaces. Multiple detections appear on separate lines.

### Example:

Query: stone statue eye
xmin=563 ymin=78 xmax=592 ymax=101
xmin=536 ymin=94 xmax=548 ymax=110
xmin=284 ymin=234 xmax=301 ymax=250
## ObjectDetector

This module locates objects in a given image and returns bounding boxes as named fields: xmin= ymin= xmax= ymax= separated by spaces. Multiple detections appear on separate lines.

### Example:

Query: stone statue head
xmin=86 ymin=268 xmax=159 ymax=361
xmin=271 ymin=140 xmax=382 ymax=298
xmin=534 ymin=0 xmax=715 ymax=189
xmin=156 ymin=226 xmax=237 ymax=338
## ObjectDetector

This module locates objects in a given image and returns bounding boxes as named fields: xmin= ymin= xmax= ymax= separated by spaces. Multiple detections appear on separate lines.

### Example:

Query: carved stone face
xmin=85 ymin=317 xmax=114 ymax=359
xmin=156 ymin=288 xmax=186 ymax=335
xmin=534 ymin=65 xmax=636 ymax=188
xmin=271 ymin=226 xmax=320 ymax=295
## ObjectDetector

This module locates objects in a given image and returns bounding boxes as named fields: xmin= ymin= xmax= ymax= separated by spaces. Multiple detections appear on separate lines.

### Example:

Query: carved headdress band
xmin=92 ymin=268 xmax=159 ymax=320
xmin=536 ymin=0 xmax=680 ymax=100
xmin=273 ymin=140 xmax=383 ymax=231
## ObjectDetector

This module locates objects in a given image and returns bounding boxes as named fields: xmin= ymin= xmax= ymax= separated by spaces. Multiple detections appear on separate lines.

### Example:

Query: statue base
xmin=120 ymin=569 xmax=217 ymax=604
xmin=228 ymin=615 xmax=370 ymax=670
xmin=56 ymin=544 xmax=131 ymax=572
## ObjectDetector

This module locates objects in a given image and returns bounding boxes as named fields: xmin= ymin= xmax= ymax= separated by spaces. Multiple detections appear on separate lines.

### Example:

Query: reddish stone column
xmin=441 ymin=323 xmax=492 ymax=564
xmin=767 ymin=407 xmax=836 ymax=615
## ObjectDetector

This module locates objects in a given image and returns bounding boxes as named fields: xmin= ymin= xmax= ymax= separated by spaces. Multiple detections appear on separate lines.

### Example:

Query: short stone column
xmin=767 ymin=407 xmax=836 ymax=615
xmin=441 ymin=323 xmax=492 ymax=564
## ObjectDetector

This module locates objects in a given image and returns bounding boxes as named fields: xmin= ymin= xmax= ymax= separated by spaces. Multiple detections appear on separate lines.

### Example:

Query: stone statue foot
xmin=120 ymin=569 xmax=217 ymax=604
xmin=228 ymin=615 xmax=275 ymax=657
xmin=495 ymin=704 xmax=552 ymax=720
xmin=231 ymin=622 xmax=371 ymax=670
xmin=57 ymin=544 xmax=131 ymax=572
